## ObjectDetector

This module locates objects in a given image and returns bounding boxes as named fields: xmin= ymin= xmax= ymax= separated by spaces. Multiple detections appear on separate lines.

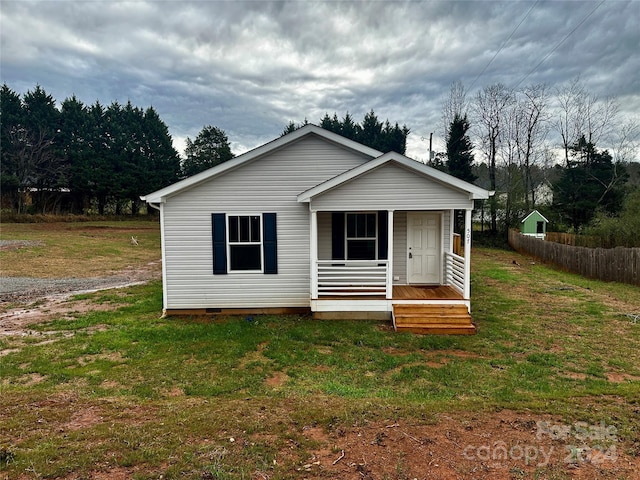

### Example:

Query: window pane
xmin=239 ymin=216 xmax=250 ymax=242
xmin=356 ymin=214 xmax=365 ymax=237
xmin=230 ymin=245 xmax=261 ymax=270
xmin=346 ymin=214 xmax=356 ymax=238
xmin=347 ymin=240 xmax=376 ymax=260
xmin=250 ymin=215 xmax=260 ymax=242
xmin=229 ymin=216 xmax=239 ymax=242
xmin=366 ymin=214 xmax=376 ymax=238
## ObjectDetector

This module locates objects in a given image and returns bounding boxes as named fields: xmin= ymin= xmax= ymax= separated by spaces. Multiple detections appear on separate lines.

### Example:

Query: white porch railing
xmin=315 ymin=260 xmax=389 ymax=297
xmin=444 ymin=252 xmax=465 ymax=295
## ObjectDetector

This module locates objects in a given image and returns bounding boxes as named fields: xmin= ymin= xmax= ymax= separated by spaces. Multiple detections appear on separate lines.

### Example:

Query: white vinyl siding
xmin=309 ymin=163 xmax=474 ymax=211
xmin=393 ymin=212 xmax=407 ymax=284
xmin=161 ymin=135 xmax=370 ymax=309
xmin=317 ymin=211 xmax=332 ymax=260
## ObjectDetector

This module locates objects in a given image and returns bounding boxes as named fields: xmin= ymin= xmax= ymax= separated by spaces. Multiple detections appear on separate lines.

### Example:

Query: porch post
xmin=386 ymin=210 xmax=394 ymax=299
xmin=310 ymin=210 xmax=318 ymax=300
xmin=464 ymin=208 xmax=472 ymax=300
xmin=449 ymin=209 xmax=455 ymax=252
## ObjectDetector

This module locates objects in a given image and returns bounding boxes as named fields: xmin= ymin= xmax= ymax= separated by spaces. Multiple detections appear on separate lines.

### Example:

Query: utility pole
xmin=429 ymin=132 xmax=433 ymax=161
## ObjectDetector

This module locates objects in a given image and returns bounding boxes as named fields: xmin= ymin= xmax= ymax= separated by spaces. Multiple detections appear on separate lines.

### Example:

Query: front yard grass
xmin=1 ymin=237 xmax=639 ymax=478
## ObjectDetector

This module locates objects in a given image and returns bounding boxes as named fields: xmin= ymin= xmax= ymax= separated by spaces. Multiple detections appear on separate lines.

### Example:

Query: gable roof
xmin=297 ymin=151 xmax=493 ymax=202
xmin=521 ymin=209 xmax=549 ymax=224
xmin=141 ymin=124 xmax=382 ymax=204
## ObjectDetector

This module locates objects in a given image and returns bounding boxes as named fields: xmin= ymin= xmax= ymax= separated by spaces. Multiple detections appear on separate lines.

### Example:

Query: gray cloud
xmin=1 ymin=0 xmax=638 ymax=159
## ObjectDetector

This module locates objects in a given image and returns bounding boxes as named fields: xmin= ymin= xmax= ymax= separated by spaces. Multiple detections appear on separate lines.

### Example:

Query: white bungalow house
xmin=142 ymin=125 xmax=493 ymax=334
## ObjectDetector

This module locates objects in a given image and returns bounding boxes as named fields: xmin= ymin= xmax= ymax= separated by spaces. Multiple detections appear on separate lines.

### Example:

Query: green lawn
xmin=0 ymin=220 xmax=160 ymax=278
xmin=1 ymin=237 xmax=639 ymax=479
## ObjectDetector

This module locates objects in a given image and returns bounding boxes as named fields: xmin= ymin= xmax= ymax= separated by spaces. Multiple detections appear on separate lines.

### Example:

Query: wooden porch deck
xmin=392 ymin=285 xmax=463 ymax=300
xmin=314 ymin=285 xmax=474 ymax=335
xmin=392 ymin=286 xmax=475 ymax=335
xmin=317 ymin=285 xmax=463 ymax=301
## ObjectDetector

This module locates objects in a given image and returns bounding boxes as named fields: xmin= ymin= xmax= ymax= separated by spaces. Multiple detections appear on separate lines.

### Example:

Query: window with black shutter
xmin=211 ymin=213 xmax=277 ymax=274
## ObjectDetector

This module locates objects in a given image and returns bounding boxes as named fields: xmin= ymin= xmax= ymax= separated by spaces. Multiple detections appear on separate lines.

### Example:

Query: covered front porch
xmin=308 ymin=208 xmax=473 ymax=316
xmin=296 ymin=152 xmax=492 ymax=333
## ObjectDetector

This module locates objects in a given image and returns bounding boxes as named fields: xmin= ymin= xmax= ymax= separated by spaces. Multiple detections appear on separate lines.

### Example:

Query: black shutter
xmin=378 ymin=210 xmax=388 ymax=260
xmin=212 ymin=213 xmax=227 ymax=274
xmin=263 ymin=213 xmax=278 ymax=274
xmin=332 ymin=212 xmax=345 ymax=260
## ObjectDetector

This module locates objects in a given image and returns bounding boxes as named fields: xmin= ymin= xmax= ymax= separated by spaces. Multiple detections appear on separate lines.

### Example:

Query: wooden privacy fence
xmin=509 ymin=229 xmax=640 ymax=286
xmin=545 ymin=231 xmax=617 ymax=248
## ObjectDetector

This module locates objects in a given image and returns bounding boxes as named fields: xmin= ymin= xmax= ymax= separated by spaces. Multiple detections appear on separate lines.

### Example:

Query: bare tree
xmin=611 ymin=119 xmax=640 ymax=164
xmin=7 ymin=126 xmax=57 ymax=213
xmin=472 ymin=83 xmax=514 ymax=233
xmin=555 ymin=77 xmax=588 ymax=166
xmin=442 ymin=81 xmax=467 ymax=139
xmin=516 ymin=84 xmax=551 ymax=209
xmin=555 ymin=77 xmax=620 ymax=165
xmin=498 ymin=99 xmax=523 ymax=228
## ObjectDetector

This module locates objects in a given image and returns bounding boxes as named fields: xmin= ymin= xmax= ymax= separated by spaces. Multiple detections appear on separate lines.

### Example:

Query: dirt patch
xmin=293 ymin=410 xmax=638 ymax=479
xmin=77 ymin=352 xmax=124 ymax=367
xmin=606 ymin=372 xmax=640 ymax=383
xmin=162 ymin=386 xmax=185 ymax=397
xmin=63 ymin=406 xmax=104 ymax=432
xmin=238 ymin=341 xmax=271 ymax=368
xmin=563 ymin=372 xmax=588 ymax=380
xmin=1 ymin=372 xmax=48 ymax=387
xmin=265 ymin=371 xmax=289 ymax=387
xmin=0 ymin=260 xmax=161 ymax=338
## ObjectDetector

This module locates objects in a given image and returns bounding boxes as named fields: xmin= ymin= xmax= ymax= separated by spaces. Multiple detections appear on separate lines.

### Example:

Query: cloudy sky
xmin=1 ymin=0 xmax=639 ymax=161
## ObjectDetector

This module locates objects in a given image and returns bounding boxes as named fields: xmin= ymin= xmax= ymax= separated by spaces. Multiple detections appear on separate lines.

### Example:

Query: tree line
xmin=1 ymin=84 xmax=181 ymax=215
xmin=0 ymin=84 xmax=410 ymax=216
xmin=3 ymin=80 xmax=637 ymax=245
xmin=283 ymin=110 xmax=410 ymax=154
xmin=433 ymin=78 xmax=639 ymax=241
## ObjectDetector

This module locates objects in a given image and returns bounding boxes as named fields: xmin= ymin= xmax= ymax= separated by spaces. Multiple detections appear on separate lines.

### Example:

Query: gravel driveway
xmin=0 ymin=275 xmax=147 ymax=303
xmin=0 ymin=240 xmax=161 ymax=303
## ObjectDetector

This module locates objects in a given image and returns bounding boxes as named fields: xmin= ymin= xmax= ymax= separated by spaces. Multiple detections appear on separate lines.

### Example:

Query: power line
xmin=513 ymin=0 xmax=606 ymax=89
xmin=468 ymin=0 xmax=540 ymax=92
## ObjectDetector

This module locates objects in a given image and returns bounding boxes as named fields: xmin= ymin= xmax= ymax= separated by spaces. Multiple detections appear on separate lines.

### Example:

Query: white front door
xmin=407 ymin=212 xmax=440 ymax=284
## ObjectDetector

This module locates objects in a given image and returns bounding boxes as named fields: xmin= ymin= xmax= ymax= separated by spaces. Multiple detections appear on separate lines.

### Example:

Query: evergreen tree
xmin=140 ymin=106 xmax=181 ymax=212
xmin=1 ymin=83 xmax=182 ymax=215
xmin=359 ymin=109 xmax=383 ymax=148
xmin=282 ymin=121 xmax=297 ymax=136
xmin=553 ymin=136 xmax=627 ymax=230
xmin=0 ymin=84 xmax=23 ymax=208
xmin=59 ymin=95 xmax=90 ymax=213
xmin=281 ymin=118 xmax=308 ymax=136
xmin=340 ymin=112 xmax=360 ymax=140
xmin=286 ymin=110 xmax=410 ymax=154
xmin=9 ymin=85 xmax=62 ymax=213
xmin=445 ymin=113 xmax=476 ymax=183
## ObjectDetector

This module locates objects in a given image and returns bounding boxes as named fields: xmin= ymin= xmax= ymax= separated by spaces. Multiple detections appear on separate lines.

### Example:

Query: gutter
xmin=140 ymin=195 xmax=161 ymax=211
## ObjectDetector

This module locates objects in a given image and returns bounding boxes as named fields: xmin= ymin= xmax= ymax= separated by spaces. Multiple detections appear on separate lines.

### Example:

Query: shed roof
xmin=520 ymin=209 xmax=549 ymax=224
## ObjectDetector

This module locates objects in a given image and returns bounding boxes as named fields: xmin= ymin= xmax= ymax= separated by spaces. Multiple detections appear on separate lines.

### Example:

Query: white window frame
xmin=345 ymin=212 xmax=378 ymax=260
xmin=227 ymin=214 xmax=264 ymax=273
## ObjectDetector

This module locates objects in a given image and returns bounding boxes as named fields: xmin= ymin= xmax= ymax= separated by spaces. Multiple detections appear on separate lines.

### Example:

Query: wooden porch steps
xmin=393 ymin=304 xmax=476 ymax=335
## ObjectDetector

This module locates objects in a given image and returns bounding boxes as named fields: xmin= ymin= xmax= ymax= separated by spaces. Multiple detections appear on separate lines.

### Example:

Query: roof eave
xmin=298 ymin=153 xmax=493 ymax=203
xmin=142 ymin=125 xmax=382 ymax=203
